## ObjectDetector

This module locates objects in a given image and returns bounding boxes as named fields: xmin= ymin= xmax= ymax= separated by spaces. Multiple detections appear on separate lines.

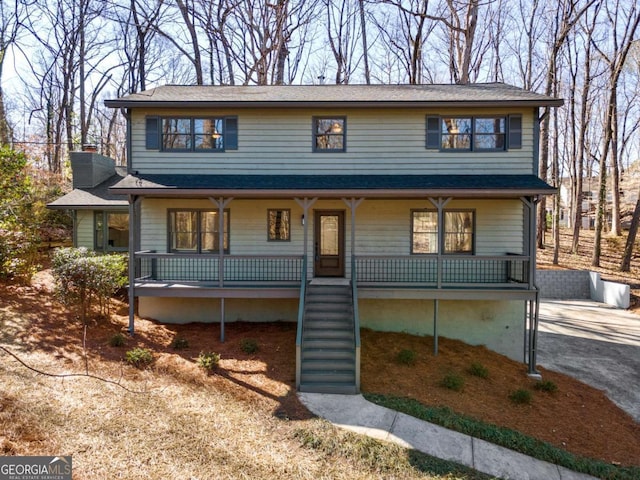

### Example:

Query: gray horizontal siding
xmin=130 ymin=108 xmax=536 ymax=176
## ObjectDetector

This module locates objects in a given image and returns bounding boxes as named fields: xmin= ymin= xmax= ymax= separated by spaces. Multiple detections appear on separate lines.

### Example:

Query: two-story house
xmin=100 ymin=83 xmax=561 ymax=394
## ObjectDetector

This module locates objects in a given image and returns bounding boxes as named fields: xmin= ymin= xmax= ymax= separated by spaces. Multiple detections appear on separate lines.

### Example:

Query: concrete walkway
xmin=538 ymin=300 xmax=640 ymax=422
xmin=299 ymin=392 xmax=598 ymax=480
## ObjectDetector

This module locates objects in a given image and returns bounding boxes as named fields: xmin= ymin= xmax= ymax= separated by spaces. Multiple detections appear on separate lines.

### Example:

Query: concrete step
xmin=298 ymin=382 xmax=358 ymax=394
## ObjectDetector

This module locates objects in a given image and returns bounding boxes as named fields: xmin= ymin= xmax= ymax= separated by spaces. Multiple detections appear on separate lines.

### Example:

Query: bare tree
xmin=536 ymin=0 xmax=595 ymax=250
xmin=0 ymin=0 xmax=28 ymax=145
xmin=591 ymin=0 xmax=640 ymax=266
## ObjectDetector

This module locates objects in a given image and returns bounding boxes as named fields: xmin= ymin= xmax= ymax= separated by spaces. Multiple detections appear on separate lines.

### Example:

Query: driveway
xmin=537 ymin=300 xmax=640 ymax=423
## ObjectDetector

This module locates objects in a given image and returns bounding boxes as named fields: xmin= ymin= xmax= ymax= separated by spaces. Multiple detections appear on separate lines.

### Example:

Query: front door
xmin=314 ymin=210 xmax=345 ymax=277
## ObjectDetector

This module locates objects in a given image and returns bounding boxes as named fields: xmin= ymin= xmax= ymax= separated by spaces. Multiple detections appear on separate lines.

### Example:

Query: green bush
xmin=197 ymin=351 xmax=220 ymax=372
xmin=440 ymin=373 xmax=465 ymax=391
xmin=534 ymin=380 xmax=558 ymax=393
xmin=509 ymin=389 xmax=532 ymax=404
xmin=109 ymin=333 xmax=126 ymax=347
xmin=51 ymin=247 xmax=127 ymax=323
xmin=172 ymin=337 xmax=189 ymax=350
xmin=125 ymin=347 xmax=153 ymax=367
xmin=468 ymin=362 xmax=489 ymax=379
xmin=396 ymin=349 xmax=417 ymax=365
xmin=240 ymin=338 xmax=258 ymax=354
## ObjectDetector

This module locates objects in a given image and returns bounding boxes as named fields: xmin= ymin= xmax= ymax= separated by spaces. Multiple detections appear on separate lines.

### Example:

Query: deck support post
xmin=433 ymin=299 xmax=439 ymax=355
xmin=210 ymin=197 xmax=233 ymax=342
xmin=521 ymin=196 xmax=541 ymax=374
xmin=127 ymin=195 xmax=139 ymax=336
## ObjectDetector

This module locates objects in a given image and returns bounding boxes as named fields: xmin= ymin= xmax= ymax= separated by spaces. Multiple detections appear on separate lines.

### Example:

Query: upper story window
xmin=426 ymin=115 xmax=521 ymax=151
xmin=145 ymin=116 xmax=238 ymax=151
xmin=313 ymin=117 xmax=346 ymax=152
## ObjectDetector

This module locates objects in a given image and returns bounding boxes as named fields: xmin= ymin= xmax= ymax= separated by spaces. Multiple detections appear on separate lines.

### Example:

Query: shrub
xmin=396 ymin=349 xmax=417 ymax=365
xmin=468 ymin=362 xmax=489 ymax=379
xmin=125 ymin=347 xmax=153 ymax=367
xmin=509 ymin=389 xmax=532 ymax=404
xmin=440 ymin=373 xmax=465 ymax=391
xmin=109 ymin=333 xmax=126 ymax=347
xmin=197 ymin=351 xmax=220 ymax=372
xmin=240 ymin=338 xmax=258 ymax=354
xmin=51 ymin=247 xmax=127 ymax=323
xmin=534 ymin=380 xmax=558 ymax=393
xmin=172 ymin=337 xmax=189 ymax=350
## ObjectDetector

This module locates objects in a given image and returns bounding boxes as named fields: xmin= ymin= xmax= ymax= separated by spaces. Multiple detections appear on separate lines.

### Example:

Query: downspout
xmin=121 ymin=108 xmax=132 ymax=173
xmin=72 ymin=210 xmax=78 ymax=247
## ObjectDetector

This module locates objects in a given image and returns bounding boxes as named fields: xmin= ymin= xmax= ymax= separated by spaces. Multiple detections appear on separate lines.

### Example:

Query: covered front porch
xmin=113 ymin=173 xmax=553 ymax=392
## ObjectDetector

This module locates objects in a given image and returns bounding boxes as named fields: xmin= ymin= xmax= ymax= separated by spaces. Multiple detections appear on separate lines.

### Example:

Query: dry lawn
xmin=1 ymin=230 xmax=639 ymax=479
xmin=1 ymin=279 xmax=490 ymax=480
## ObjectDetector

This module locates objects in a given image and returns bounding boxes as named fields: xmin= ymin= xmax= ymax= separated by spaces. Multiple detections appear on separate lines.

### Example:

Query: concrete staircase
xmin=299 ymin=283 xmax=358 ymax=394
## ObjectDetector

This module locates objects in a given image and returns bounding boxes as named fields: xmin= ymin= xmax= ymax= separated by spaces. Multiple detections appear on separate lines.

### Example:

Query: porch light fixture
xmin=301 ymin=214 xmax=305 ymax=226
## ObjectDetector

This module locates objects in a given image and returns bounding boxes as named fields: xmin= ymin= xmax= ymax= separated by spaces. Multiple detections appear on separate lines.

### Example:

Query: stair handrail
xmin=352 ymin=259 xmax=361 ymax=392
xmin=295 ymin=255 xmax=308 ymax=389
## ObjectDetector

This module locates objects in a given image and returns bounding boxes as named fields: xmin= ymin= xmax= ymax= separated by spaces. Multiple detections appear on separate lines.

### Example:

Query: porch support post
xmin=521 ymin=196 xmax=541 ymax=375
xmin=342 ymin=197 xmax=364 ymax=281
xmin=294 ymin=197 xmax=318 ymax=275
xmin=127 ymin=195 xmax=139 ymax=336
xmin=428 ymin=197 xmax=451 ymax=289
xmin=209 ymin=196 xmax=233 ymax=342
xmin=72 ymin=210 xmax=78 ymax=247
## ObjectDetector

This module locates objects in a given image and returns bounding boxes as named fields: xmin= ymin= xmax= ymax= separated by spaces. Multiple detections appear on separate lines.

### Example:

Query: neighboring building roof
xmin=48 ymin=167 xmax=128 ymax=209
xmin=110 ymin=173 xmax=556 ymax=198
xmin=105 ymin=83 xmax=563 ymax=109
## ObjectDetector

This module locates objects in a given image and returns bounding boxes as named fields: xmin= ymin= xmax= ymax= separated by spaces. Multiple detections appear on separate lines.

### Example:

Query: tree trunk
xmin=621 ymin=194 xmax=640 ymax=272
xmin=358 ymin=0 xmax=370 ymax=84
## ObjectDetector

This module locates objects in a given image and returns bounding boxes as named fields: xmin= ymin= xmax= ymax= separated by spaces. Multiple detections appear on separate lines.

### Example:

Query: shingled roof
xmin=105 ymin=83 xmax=563 ymax=109
xmin=110 ymin=173 xmax=555 ymax=198
xmin=48 ymin=167 xmax=128 ymax=209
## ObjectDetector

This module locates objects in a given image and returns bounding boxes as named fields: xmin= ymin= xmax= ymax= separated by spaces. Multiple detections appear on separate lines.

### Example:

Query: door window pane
xmin=320 ymin=215 xmax=339 ymax=255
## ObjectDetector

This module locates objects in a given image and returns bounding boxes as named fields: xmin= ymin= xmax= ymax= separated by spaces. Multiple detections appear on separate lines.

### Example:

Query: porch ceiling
xmin=110 ymin=174 xmax=556 ymax=199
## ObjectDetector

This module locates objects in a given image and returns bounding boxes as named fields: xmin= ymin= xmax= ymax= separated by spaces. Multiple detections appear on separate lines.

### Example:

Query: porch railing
xmin=135 ymin=252 xmax=529 ymax=288
xmin=135 ymin=252 xmax=304 ymax=284
xmin=355 ymin=255 xmax=530 ymax=287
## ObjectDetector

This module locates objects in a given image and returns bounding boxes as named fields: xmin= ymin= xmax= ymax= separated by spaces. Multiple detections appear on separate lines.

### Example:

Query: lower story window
xmin=412 ymin=209 xmax=474 ymax=254
xmin=268 ymin=209 xmax=290 ymax=241
xmin=94 ymin=211 xmax=129 ymax=252
xmin=169 ymin=209 xmax=229 ymax=253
